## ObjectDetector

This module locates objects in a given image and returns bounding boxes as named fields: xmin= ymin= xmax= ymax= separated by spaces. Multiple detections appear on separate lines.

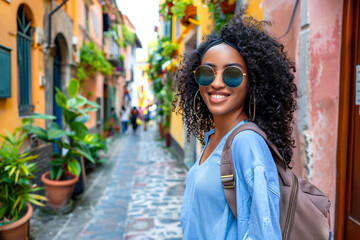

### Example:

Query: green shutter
xmin=0 ymin=45 xmax=12 ymax=98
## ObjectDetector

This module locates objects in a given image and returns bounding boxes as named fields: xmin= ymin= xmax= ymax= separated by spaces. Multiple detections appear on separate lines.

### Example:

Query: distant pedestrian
xmin=143 ymin=107 xmax=150 ymax=131
xmin=173 ymin=11 xmax=298 ymax=239
xmin=121 ymin=106 xmax=129 ymax=134
xmin=130 ymin=107 xmax=139 ymax=135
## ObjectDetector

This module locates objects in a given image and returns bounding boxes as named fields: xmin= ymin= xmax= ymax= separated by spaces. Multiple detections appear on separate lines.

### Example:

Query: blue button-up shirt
xmin=181 ymin=120 xmax=281 ymax=239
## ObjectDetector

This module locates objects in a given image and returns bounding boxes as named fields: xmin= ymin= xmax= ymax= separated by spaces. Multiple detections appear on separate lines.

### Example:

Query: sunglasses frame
xmin=193 ymin=65 xmax=247 ymax=88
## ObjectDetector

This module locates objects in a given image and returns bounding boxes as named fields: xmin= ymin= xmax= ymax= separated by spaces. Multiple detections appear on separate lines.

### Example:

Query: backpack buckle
xmin=221 ymin=174 xmax=236 ymax=189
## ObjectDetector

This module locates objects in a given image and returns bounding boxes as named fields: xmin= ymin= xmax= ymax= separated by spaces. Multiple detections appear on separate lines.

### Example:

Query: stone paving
xmin=30 ymin=124 xmax=186 ymax=240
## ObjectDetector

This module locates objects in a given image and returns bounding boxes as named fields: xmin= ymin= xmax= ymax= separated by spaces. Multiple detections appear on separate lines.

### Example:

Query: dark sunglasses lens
xmin=223 ymin=67 xmax=243 ymax=88
xmin=195 ymin=66 xmax=214 ymax=86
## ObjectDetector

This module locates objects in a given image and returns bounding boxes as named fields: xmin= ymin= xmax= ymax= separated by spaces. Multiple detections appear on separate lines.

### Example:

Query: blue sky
xmin=116 ymin=0 xmax=160 ymax=61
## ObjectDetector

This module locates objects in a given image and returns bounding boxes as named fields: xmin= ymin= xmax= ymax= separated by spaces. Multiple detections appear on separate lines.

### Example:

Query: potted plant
xmin=218 ymin=0 xmax=236 ymax=14
xmin=203 ymin=0 xmax=236 ymax=32
xmin=0 ymin=126 xmax=47 ymax=240
xmin=159 ymin=0 xmax=174 ymax=21
xmin=82 ymin=133 xmax=108 ymax=172
xmin=170 ymin=0 xmax=197 ymax=26
xmin=24 ymin=79 xmax=98 ymax=209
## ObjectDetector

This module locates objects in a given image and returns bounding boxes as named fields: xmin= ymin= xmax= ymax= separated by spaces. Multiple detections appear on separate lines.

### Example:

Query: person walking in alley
xmin=121 ymin=106 xmax=129 ymax=134
xmin=173 ymin=12 xmax=298 ymax=239
xmin=143 ymin=107 xmax=150 ymax=131
xmin=130 ymin=106 xmax=140 ymax=135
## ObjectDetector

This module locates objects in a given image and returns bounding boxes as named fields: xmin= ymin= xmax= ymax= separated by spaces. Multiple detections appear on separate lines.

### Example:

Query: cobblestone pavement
xmin=30 ymin=124 xmax=186 ymax=240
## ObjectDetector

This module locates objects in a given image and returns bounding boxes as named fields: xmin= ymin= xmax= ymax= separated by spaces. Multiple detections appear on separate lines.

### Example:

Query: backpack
xmin=221 ymin=122 xmax=331 ymax=240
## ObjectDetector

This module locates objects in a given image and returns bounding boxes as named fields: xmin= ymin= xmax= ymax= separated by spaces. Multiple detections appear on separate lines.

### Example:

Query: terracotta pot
xmin=180 ymin=5 xmax=197 ymax=26
xmin=165 ymin=131 xmax=171 ymax=147
xmin=171 ymin=49 xmax=179 ymax=58
xmin=101 ymin=130 xmax=107 ymax=138
xmin=41 ymin=171 xmax=79 ymax=209
xmin=159 ymin=122 xmax=165 ymax=138
xmin=0 ymin=202 xmax=32 ymax=240
xmin=219 ymin=0 xmax=236 ymax=14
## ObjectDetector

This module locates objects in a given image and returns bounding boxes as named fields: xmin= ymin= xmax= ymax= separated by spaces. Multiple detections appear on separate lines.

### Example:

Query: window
xmin=85 ymin=4 xmax=89 ymax=32
xmin=17 ymin=5 xmax=34 ymax=116
xmin=0 ymin=45 xmax=12 ymax=98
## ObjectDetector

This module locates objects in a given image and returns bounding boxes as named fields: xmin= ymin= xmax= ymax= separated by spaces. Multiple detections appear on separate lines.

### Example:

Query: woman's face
xmin=199 ymin=43 xmax=249 ymax=118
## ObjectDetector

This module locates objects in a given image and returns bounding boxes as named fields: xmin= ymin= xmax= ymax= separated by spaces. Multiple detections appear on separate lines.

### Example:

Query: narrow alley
xmin=30 ymin=124 xmax=186 ymax=240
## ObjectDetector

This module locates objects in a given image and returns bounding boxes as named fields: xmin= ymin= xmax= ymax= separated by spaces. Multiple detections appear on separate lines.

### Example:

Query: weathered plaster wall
xmin=265 ymin=0 xmax=343 ymax=227
xmin=307 ymin=0 xmax=342 ymax=216
xmin=264 ymin=0 xmax=303 ymax=176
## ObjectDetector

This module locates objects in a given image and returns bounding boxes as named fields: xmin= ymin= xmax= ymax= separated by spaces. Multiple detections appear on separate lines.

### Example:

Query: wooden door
xmin=336 ymin=0 xmax=360 ymax=239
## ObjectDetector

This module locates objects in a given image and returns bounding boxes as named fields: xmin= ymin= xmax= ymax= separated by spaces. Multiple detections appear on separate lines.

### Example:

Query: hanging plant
xmin=159 ymin=0 xmax=174 ymax=21
xmin=122 ymin=24 xmax=135 ymax=48
xmin=162 ymin=40 xmax=179 ymax=58
xmin=170 ymin=0 xmax=193 ymax=19
xmin=204 ymin=0 xmax=236 ymax=32
xmin=79 ymin=42 xmax=113 ymax=78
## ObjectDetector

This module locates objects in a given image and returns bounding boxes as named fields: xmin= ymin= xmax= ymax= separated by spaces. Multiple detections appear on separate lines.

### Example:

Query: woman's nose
xmin=211 ymin=70 xmax=226 ymax=88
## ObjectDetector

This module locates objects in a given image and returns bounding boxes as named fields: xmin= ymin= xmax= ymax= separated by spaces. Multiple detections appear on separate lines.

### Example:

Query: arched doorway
xmin=53 ymin=37 xmax=62 ymax=130
xmin=16 ymin=4 xmax=34 ymax=116
xmin=52 ymin=34 xmax=68 ymax=153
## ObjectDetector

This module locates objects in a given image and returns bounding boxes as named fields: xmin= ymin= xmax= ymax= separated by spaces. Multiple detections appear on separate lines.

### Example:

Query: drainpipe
xmin=48 ymin=0 xmax=69 ymax=46
xmin=278 ymin=0 xmax=300 ymax=39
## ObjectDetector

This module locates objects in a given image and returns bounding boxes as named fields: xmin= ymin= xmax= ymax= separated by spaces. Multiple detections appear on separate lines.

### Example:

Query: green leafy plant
xmin=0 ymin=126 xmax=47 ymax=225
xmin=170 ymin=0 xmax=193 ymax=19
xmin=159 ymin=0 xmax=174 ymax=21
xmin=77 ymin=42 xmax=113 ymax=82
xmin=162 ymin=40 xmax=179 ymax=58
xmin=23 ymin=79 xmax=101 ymax=180
xmin=122 ymin=24 xmax=136 ymax=48
xmin=203 ymin=0 xmax=235 ymax=32
xmin=82 ymin=133 xmax=107 ymax=163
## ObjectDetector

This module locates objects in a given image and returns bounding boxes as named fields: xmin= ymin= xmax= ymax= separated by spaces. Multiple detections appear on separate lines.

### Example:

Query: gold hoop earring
xmin=249 ymin=96 xmax=256 ymax=121
xmin=193 ymin=89 xmax=201 ymax=119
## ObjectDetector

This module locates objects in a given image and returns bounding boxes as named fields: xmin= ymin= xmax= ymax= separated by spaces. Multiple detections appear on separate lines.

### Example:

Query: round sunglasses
xmin=193 ymin=65 xmax=247 ymax=88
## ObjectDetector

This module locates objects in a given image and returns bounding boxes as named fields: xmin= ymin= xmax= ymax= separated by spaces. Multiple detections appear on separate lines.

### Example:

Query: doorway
xmin=53 ymin=37 xmax=62 ymax=153
xmin=335 ymin=0 xmax=360 ymax=239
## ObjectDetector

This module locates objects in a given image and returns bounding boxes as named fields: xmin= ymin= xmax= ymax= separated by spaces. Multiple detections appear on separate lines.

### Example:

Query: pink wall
xmin=308 ymin=0 xmax=343 ymax=214
xmin=264 ymin=0 xmax=344 ymax=226
xmin=264 ymin=0 xmax=302 ymax=175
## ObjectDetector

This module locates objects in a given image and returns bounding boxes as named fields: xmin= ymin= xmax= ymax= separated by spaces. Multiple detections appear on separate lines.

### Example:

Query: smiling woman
xmin=172 ymin=10 xmax=298 ymax=240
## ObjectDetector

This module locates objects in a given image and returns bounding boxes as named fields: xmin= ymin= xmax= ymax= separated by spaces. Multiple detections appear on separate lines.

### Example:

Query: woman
xmin=173 ymin=12 xmax=298 ymax=239
xmin=130 ymin=106 xmax=139 ymax=135
xmin=121 ymin=106 xmax=129 ymax=134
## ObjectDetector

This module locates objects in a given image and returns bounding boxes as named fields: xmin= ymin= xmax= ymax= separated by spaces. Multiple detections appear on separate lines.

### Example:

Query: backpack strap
xmin=221 ymin=122 xmax=291 ymax=218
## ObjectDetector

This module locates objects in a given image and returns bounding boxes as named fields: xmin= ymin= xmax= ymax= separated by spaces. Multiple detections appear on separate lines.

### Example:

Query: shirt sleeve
xmin=231 ymin=130 xmax=282 ymax=240
xmin=245 ymin=163 xmax=281 ymax=239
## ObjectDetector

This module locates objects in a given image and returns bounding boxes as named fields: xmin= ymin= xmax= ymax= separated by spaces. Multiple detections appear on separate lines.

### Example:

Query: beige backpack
xmin=221 ymin=122 xmax=331 ymax=240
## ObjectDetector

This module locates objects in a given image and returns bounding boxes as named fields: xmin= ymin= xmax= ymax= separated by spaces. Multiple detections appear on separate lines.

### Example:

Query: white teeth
xmin=211 ymin=94 xmax=227 ymax=99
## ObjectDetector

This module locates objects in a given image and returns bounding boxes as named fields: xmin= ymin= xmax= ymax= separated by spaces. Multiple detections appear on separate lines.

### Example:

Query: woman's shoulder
xmin=232 ymin=129 xmax=267 ymax=147
xmin=230 ymin=129 xmax=275 ymax=172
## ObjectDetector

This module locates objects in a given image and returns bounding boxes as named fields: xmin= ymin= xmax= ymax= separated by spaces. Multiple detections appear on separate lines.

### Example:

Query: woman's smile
xmin=208 ymin=91 xmax=230 ymax=103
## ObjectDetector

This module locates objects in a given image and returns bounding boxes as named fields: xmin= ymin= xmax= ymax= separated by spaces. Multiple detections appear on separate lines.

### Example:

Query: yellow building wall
xmin=0 ymin=0 xmax=45 ymax=135
xmin=247 ymin=0 xmax=265 ymax=20
xmin=169 ymin=0 xmax=213 ymax=149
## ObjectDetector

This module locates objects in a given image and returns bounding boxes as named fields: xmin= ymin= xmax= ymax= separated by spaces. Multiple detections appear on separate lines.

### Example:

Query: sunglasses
xmin=193 ymin=65 xmax=247 ymax=88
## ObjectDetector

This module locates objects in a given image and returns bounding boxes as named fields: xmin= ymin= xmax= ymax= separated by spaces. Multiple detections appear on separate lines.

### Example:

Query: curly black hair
xmin=172 ymin=13 xmax=298 ymax=167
